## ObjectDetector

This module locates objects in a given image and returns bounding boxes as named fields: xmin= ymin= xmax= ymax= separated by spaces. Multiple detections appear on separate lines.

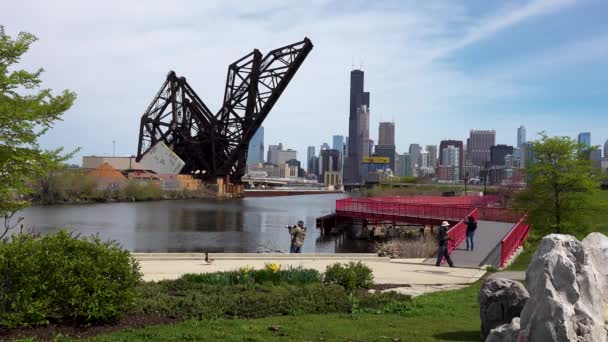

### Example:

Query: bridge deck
xmin=427 ymin=220 xmax=514 ymax=267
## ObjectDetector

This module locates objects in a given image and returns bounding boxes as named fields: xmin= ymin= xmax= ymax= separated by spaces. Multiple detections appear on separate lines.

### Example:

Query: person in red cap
xmin=435 ymin=221 xmax=455 ymax=267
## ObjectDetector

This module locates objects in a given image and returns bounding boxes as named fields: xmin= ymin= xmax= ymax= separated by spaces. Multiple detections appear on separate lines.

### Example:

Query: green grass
xmin=85 ymin=283 xmax=483 ymax=342
xmin=506 ymin=190 xmax=608 ymax=271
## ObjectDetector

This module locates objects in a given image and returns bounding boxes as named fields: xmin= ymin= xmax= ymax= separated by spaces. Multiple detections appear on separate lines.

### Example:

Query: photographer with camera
xmin=287 ymin=220 xmax=307 ymax=253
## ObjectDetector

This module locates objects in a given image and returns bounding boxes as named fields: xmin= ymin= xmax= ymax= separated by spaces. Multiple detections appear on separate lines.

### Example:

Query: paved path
xmin=487 ymin=271 xmax=526 ymax=282
xmin=450 ymin=220 xmax=515 ymax=267
xmin=135 ymin=253 xmax=486 ymax=286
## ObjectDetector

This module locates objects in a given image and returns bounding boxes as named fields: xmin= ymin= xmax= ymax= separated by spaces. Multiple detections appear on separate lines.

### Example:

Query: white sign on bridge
xmin=140 ymin=141 xmax=185 ymax=174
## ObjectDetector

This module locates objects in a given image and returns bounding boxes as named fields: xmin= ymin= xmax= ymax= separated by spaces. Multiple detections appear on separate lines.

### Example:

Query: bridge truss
xmin=136 ymin=38 xmax=313 ymax=182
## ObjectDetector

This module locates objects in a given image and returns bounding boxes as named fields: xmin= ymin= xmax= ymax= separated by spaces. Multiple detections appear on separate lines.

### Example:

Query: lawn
xmin=85 ymin=282 xmax=483 ymax=342
xmin=507 ymin=190 xmax=608 ymax=271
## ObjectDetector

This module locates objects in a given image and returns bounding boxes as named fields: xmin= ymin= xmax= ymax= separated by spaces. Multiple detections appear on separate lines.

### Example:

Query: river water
xmin=18 ymin=194 xmax=372 ymax=253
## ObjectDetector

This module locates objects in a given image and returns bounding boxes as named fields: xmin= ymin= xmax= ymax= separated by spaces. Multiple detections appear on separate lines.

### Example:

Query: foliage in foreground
xmin=0 ymin=231 xmax=141 ymax=328
xmin=0 ymin=26 xmax=76 ymax=219
xmin=323 ymin=261 xmax=374 ymax=291
xmin=134 ymin=280 xmax=410 ymax=320
xmin=88 ymin=282 xmax=483 ymax=342
xmin=179 ymin=264 xmax=322 ymax=286
xmin=514 ymin=133 xmax=604 ymax=236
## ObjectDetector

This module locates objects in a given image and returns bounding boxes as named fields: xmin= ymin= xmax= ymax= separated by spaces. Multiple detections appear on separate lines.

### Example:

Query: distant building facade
xmin=246 ymin=126 xmax=264 ymax=164
xmin=517 ymin=125 xmax=526 ymax=148
xmin=426 ymin=145 xmax=438 ymax=169
xmin=469 ymin=130 xmax=496 ymax=167
xmin=490 ymin=144 xmax=514 ymax=166
xmin=438 ymin=140 xmax=464 ymax=177
xmin=344 ymin=69 xmax=370 ymax=184
xmin=578 ymin=132 xmax=591 ymax=147
xmin=307 ymin=145 xmax=316 ymax=174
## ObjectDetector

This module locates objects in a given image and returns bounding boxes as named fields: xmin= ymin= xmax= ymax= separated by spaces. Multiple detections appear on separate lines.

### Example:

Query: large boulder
xmin=582 ymin=232 xmax=608 ymax=336
xmin=479 ymin=278 xmax=529 ymax=341
xmin=518 ymin=234 xmax=605 ymax=342
xmin=486 ymin=318 xmax=521 ymax=342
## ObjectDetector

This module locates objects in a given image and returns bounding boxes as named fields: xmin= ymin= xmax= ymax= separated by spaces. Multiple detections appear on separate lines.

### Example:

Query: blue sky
xmin=1 ymin=0 xmax=607 ymax=163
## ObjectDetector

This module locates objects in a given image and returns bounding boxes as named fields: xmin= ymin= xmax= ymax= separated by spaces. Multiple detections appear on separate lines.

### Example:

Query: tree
xmin=514 ymin=133 xmax=602 ymax=236
xmin=0 ymin=26 xmax=76 ymax=238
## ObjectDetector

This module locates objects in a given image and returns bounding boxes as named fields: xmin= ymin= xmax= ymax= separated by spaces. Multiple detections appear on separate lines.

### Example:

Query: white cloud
xmin=0 ymin=0 xmax=594 ymax=163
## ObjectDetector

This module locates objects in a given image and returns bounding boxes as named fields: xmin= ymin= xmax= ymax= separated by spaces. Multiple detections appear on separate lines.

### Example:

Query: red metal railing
xmin=336 ymin=198 xmax=474 ymax=222
xmin=447 ymin=208 xmax=478 ymax=254
xmin=500 ymin=215 xmax=530 ymax=267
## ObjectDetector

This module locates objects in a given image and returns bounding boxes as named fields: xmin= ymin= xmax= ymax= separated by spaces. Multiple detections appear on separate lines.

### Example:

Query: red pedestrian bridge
xmin=318 ymin=196 xmax=529 ymax=268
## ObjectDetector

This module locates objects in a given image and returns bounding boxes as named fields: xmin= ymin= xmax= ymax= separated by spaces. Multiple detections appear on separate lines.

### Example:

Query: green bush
xmin=122 ymin=180 xmax=163 ymax=201
xmin=0 ymin=231 xmax=141 ymax=327
xmin=134 ymin=281 xmax=410 ymax=320
xmin=323 ymin=261 xmax=374 ymax=291
xmin=178 ymin=265 xmax=322 ymax=286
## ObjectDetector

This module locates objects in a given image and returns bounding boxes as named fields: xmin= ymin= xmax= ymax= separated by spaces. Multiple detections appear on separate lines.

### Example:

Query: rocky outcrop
xmin=486 ymin=318 xmax=520 ymax=342
xmin=479 ymin=278 xmax=529 ymax=341
xmin=482 ymin=233 xmax=608 ymax=342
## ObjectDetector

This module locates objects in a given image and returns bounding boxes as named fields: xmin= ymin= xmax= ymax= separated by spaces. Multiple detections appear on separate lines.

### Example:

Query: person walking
xmin=288 ymin=220 xmax=307 ymax=253
xmin=465 ymin=216 xmax=477 ymax=251
xmin=435 ymin=221 xmax=454 ymax=267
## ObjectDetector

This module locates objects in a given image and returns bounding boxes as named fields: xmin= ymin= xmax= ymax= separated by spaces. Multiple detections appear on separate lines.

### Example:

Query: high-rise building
xmin=376 ymin=122 xmax=396 ymax=171
xmin=591 ymin=148 xmax=602 ymax=169
xmin=490 ymin=145 xmax=514 ymax=166
xmin=438 ymin=145 xmax=460 ymax=183
xmin=320 ymin=149 xmax=340 ymax=182
xmin=604 ymin=139 xmax=608 ymax=158
xmin=408 ymin=144 xmax=421 ymax=167
xmin=578 ymin=132 xmax=591 ymax=147
xmin=344 ymin=69 xmax=370 ymax=184
xmin=426 ymin=145 xmax=438 ymax=169
xmin=267 ymin=144 xmax=282 ymax=165
xmin=439 ymin=140 xmax=464 ymax=177
xmin=397 ymin=153 xmax=413 ymax=177
xmin=276 ymin=149 xmax=297 ymax=166
xmin=419 ymin=151 xmax=429 ymax=168
xmin=469 ymin=130 xmax=496 ymax=167
xmin=378 ymin=122 xmax=395 ymax=145
xmin=332 ymin=135 xmax=344 ymax=155
xmin=246 ymin=126 xmax=264 ymax=164
xmin=517 ymin=126 xmax=526 ymax=148
xmin=321 ymin=142 xmax=330 ymax=151
xmin=307 ymin=146 xmax=315 ymax=174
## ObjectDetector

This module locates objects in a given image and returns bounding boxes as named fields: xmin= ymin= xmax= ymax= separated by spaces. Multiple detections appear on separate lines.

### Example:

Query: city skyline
xmin=2 ymin=1 xmax=608 ymax=163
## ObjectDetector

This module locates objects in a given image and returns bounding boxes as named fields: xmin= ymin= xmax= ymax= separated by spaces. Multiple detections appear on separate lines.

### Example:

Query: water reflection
xmin=19 ymin=194 xmax=370 ymax=253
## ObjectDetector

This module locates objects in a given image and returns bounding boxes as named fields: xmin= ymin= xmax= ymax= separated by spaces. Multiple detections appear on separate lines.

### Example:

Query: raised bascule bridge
xmin=135 ymin=38 xmax=313 ymax=196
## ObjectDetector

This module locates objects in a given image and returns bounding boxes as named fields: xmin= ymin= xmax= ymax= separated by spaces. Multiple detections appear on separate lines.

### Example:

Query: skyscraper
xmin=408 ymin=144 xmax=421 ymax=167
xmin=307 ymin=145 xmax=315 ymax=174
xmin=490 ymin=145 xmax=514 ymax=166
xmin=321 ymin=142 xmax=330 ymax=151
xmin=344 ymin=69 xmax=370 ymax=184
xmin=604 ymin=139 xmax=608 ymax=158
xmin=469 ymin=130 xmax=496 ymax=167
xmin=246 ymin=126 xmax=264 ymax=164
xmin=267 ymin=144 xmax=282 ymax=165
xmin=376 ymin=122 xmax=396 ymax=171
xmin=578 ymin=132 xmax=591 ymax=147
xmin=332 ymin=135 xmax=344 ymax=155
xmin=426 ymin=145 xmax=438 ymax=169
xmin=517 ymin=126 xmax=526 ymax=148
xmin=378 ymin=122 xmax=395 ymax=145
xmin=397 ymin=153 xmax=412 ymax=177
xmin=439 ymin=140 xmax=464 ymax=177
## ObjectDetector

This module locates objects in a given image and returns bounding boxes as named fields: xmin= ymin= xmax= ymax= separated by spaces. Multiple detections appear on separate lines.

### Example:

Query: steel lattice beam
xmin=136 ymin=38 xmax=313 ymax=182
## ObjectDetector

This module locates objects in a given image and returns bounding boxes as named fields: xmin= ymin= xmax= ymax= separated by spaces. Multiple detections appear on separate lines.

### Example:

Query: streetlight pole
xmin=464 ymin=172 xmax=468 ymax=195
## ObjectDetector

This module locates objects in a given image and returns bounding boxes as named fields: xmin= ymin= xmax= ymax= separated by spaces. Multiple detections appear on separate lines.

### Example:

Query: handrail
xmin=447 ymin=208 xmax=478 ymax=254
xmin=500 ymin=214 xmax=530 ymax=267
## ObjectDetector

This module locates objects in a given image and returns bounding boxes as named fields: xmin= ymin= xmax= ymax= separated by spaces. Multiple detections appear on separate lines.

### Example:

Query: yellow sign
xmin=362 ymin=156 xmax=390 ymax=164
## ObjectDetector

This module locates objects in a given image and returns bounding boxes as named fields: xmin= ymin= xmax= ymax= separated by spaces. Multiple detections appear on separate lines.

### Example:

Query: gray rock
xmin=479 ymin=278 xmax=529 ymax=341
xmin=518 ymin=234 xmax=605 ymax=342
xmin=486 ymin=317 xmax=520 ymax=342
xmin=582 ymin=232 xmax=608 ymax=334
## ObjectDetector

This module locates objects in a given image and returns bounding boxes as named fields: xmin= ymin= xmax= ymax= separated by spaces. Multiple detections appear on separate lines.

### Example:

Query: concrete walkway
xmin=429 ymin=220 xmax=514 ymax=268
xmin=135 ymin=253 xmax=486 ymax=286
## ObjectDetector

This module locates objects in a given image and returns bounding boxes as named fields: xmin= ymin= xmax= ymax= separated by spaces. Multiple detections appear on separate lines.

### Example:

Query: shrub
xmin=323 ymin=261 xmax=374 ymax=291
xmin=0 ymin=231 xmax=141 ymax=327
xmin=134 ymin=281 xmax=411 ymax=320
xmin=178 ymin=265 xmax=322 ymax=286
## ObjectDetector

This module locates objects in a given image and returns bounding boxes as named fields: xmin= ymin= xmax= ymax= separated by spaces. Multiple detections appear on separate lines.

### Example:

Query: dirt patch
xmin=0 ymin=313 xmax=179 ymax=342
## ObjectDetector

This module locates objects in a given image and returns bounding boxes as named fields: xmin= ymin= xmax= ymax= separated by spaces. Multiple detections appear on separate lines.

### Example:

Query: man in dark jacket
xmin=465 ymin=216 xmax=477 ymax=251
xmin=288 ymin=220 xmax=307 ymax=253
xmin=435 ymin=221 xmax=454 ymax=267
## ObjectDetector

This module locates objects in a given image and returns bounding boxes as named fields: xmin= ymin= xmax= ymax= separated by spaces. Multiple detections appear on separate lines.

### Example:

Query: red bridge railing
xmin=447 ymin=208 xmax=478 ymax=254
xmin=336 ymin=198 xmax=474 ymax=222
xmin=500 ymin=215 xmax=530 ymax=267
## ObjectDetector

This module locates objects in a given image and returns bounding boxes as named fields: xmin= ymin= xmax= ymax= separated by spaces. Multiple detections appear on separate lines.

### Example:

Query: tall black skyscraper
xmin=344 ymin=69 xmax=370 ymax=184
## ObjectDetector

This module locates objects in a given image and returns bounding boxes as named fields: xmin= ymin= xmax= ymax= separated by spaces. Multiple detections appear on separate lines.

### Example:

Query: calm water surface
xmin=19 ymin=194 xmax=371 ymax=253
